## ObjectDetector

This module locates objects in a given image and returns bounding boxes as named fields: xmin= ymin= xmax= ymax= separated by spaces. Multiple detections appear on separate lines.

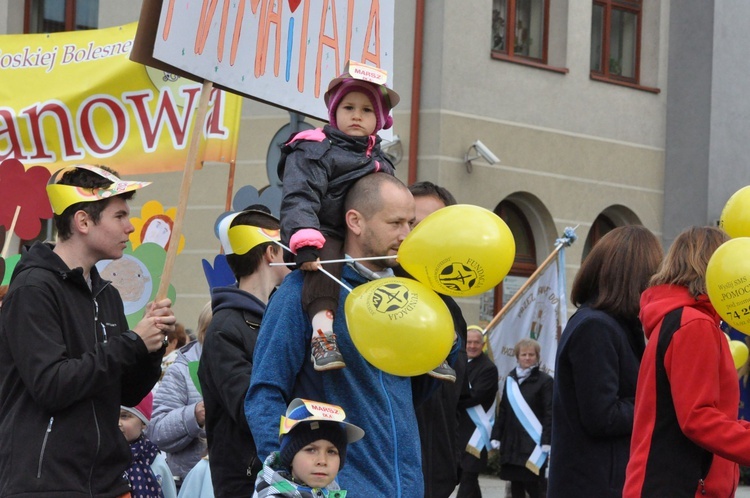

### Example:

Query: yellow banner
xmin=0 ymin=23 xmax=242 ymax=175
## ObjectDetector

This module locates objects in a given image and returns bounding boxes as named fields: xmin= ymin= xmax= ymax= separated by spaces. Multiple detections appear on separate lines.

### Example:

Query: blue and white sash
xmin=465 ymin=399 xmax=497 ymax=458
xmin=506 ymin=376 xmax=548 ymax=475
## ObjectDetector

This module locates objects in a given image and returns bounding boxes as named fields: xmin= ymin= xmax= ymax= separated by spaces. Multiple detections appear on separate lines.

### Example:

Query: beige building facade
xmin=5 ymin=0 xmax=730 ymax=331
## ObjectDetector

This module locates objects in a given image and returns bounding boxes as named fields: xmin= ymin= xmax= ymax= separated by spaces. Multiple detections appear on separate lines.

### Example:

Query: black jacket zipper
xmin=36 ymin=416 xmax=54 ymax=478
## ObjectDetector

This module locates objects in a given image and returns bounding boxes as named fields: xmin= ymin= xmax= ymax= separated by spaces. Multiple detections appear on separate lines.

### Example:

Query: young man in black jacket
xmin=198 ymin=209 xmax=289 ymax=497
xmin=0 ymin=165 xmax=176 ymax=497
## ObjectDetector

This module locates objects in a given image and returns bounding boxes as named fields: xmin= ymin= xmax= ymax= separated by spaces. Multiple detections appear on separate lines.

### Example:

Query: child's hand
xmin=195 ymin=401 xmax=206 ymax=427
xmin=300 ymin=260 xmax=321 ymax=272
xmin=294 ymin=246 xmax=320 ymax=269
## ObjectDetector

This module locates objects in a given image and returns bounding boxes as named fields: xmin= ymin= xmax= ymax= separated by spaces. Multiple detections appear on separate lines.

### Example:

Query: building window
xmin=591 ymin=0 xmax=641 ymax=82
xmin=492 ymin=0 xmax=549 ymax=62
xmin=581 ymin=213 xmax=617 ymax=260
xmin=24 ymin=0 xmax=99 ymax=33
xmin=493 ymin=201 xmax=537 ymax=316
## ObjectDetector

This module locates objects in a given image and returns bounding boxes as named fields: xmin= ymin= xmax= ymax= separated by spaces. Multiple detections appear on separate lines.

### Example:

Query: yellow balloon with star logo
xmin=398 ymin=204 xmax=516 ymax=297
xmin=344 ymin=277 xmax=454 ymax=376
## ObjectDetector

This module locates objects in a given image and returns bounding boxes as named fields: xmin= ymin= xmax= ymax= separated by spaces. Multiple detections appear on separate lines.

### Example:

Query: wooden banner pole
xmin=1 ymin=206 xmax=21 ymax=259
xmin=225 ymin=159 xmax=236 ymax=212
xmin=156 ymin=79 xmax=214 ymax=300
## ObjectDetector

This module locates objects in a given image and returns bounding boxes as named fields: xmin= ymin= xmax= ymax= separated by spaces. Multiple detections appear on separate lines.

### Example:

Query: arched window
xmin=582 ymin=213 xmax=617 ymax=260
xmin=492 ymin=201 xmax=537 ymax=316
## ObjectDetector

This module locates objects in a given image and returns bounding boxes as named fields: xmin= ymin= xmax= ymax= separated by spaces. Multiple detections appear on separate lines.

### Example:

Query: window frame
xmin=590 ymin=0 xmax=644 ymax=85
xmin=24 ymin=0 xmax=97 ymax=33
xmin=491 ymin=0 xmax=568 ymax=74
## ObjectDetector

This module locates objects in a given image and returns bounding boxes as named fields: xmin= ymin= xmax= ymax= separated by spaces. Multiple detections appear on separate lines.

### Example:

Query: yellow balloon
xmin=729 ymin=340 xmax=749 ymax=370
xmin=720 ymin=186 xmax=750 ymax=238
xmin=706 ymin=238 xmax=750 ymax=335
xmin=398 ymin=204 xmax=516 ymax=297
xmin=344 ymin=277 xmax=454 ymax=376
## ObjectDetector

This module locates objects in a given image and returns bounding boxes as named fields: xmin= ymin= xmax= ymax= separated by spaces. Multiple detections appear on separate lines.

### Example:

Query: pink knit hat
xmin=121 ymin=392 xmax=153 ymax=425
xmin=324 ymin=62 xmax=400 ymax=133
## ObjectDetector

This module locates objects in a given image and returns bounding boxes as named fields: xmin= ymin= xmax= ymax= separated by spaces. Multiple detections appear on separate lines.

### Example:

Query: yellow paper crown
xmin=46 ymin=164 xmax=151 ymax=215
xmin=218 ymin=210 xmax=281 ymax=255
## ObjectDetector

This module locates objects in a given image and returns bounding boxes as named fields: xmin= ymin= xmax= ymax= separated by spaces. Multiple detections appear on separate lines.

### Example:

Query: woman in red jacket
xmin=624 ymin=226 xmax=750 ymax=498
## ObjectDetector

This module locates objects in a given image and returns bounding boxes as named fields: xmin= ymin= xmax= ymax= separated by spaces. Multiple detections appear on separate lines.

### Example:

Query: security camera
xmin=381 ymin=135 xmax=403 ymax=165
xmin=381 ymin=135 xmax=401 ymax=150
xmin=465 ymin=140 xmax=500 ymax=172
xmin=472 ymin=140 xmax=500 ymax=164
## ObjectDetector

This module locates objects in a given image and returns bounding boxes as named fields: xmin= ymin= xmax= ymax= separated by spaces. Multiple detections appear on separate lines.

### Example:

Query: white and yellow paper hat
xmin=279 ymin=398 xmax=365 ymax=443
xmin=218 ymin=210 xmax=281 ymax=256
xmin=46 ymin=164 xmax=151 ymax=215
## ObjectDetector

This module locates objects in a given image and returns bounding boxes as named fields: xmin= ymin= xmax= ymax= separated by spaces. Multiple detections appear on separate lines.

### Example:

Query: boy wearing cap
xmin=120 ymin=392 xmax=177 ymax=498
xmin=278 ymin=60 xmax=402 ymax=372
xmin=198 ymin=209 xmax=290 ymax=497
xmin=254 ymin=398 xmax=364 ymax=498
xmin=0 ymin=165 xmax=176 ymax=497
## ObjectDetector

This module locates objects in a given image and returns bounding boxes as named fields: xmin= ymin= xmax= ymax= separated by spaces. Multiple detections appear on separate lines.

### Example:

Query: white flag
xmin=487 ymin=245 xmax=568 ymax=396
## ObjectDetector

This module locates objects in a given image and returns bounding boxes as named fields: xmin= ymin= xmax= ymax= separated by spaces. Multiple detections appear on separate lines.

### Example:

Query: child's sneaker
xmin=428 ymin=361 xmax=456 ymax=382
xmin=311 ymin=330 xmax=346 ymax=371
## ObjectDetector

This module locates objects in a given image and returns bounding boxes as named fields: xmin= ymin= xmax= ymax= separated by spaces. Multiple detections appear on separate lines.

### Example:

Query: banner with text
xmin=487 ymin=248 xmax=567 ymax=396
xmin=0 ymin=23 xmax=242 ymax=175
xmin=152 ymin=0 xmax=394 ymax=122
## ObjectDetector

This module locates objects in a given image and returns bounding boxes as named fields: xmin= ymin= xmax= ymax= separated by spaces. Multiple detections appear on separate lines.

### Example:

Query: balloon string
xmin=259 ymin=232 xmax=354 ymax=293
xmin=317 ymin=265 xmax=353 ymax=293
xmin=262 ymin=233 xmax=293 ymax=253
xmin=270 ymin=255 xmax=397 ymax=267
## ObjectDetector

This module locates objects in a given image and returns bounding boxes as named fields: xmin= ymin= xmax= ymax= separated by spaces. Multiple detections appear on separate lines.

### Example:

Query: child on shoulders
xmin=279 ymin=60 xmax=455 ymax=382
xmin=278 ymin=61 xmax=400 ymax=372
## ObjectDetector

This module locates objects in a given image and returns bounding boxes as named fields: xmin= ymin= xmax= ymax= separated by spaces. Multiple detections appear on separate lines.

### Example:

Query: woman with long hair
xmin=548 ymin=225 xmax=663 ymax=498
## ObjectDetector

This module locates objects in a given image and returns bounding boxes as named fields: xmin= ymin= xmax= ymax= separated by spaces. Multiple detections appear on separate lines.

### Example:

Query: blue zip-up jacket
xmin=246 ymin=267 xmax=458 ymax=498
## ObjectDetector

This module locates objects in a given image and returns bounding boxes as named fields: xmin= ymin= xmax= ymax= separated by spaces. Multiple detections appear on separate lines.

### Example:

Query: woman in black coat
xmin=491 ymin=339 xmax=552 ymax=498
xmin=547 ymin=225 xmax=663 ymax=498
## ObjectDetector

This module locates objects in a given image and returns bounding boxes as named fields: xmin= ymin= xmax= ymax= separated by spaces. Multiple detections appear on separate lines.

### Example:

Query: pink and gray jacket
xmin=277 ymin=125 xmax=395 ymax=256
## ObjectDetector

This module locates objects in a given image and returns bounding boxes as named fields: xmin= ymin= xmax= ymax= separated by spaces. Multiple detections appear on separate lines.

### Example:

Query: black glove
xmin=295 ymin=246 xmax=320 ymax=269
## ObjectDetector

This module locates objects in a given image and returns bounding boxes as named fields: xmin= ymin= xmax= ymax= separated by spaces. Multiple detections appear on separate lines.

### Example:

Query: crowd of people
xmin=1 ymin=62 xmax=749 ymax=498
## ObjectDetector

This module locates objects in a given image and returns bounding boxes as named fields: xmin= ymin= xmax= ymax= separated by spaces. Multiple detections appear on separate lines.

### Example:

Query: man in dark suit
xmin=407 ymin=182 xmax=469 ymax=498
xmin=456 ymin=327 xmax=499 ymax=497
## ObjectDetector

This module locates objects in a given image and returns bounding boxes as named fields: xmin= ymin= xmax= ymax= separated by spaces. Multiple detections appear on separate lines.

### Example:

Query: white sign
xmin=152 ymin=0 xmax=395 ymax=121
